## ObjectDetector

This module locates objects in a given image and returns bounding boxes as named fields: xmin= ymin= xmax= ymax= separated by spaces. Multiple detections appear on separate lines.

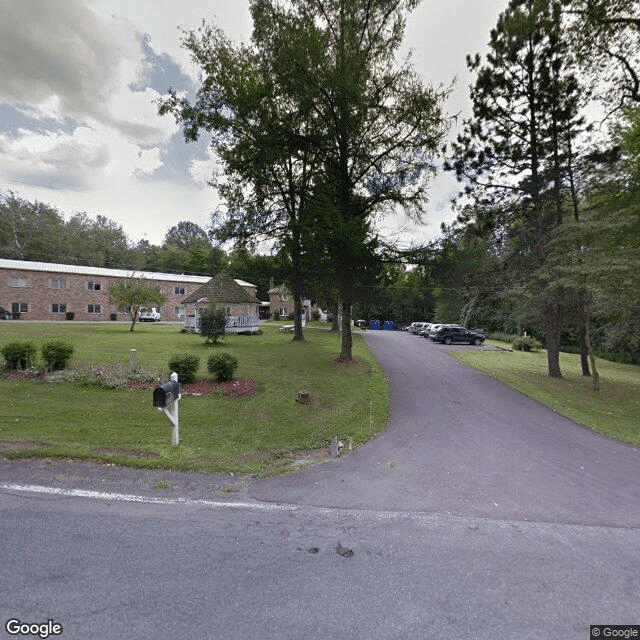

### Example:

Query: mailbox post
xmin=153 ymin=372 xmax=181 ymax=446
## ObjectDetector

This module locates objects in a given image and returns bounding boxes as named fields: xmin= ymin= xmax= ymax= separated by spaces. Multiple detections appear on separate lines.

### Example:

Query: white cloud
xmin=0 ymin=0 xmax=511 ymax=247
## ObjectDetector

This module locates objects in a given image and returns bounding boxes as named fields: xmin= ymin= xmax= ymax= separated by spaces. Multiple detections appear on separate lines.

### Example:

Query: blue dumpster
xmin=369 ymin=320 xmax=381 ymax=330
xmin=383 ymin=321 xmax=394 ymax=331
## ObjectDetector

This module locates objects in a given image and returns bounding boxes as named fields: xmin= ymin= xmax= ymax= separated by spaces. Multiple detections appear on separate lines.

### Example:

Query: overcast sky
xmin=0 ymin=0 xmax=509 ymax=249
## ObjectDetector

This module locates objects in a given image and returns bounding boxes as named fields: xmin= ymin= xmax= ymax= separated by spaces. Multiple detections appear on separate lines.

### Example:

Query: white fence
xmin=183 ymin=315 xmax=260 ymax=334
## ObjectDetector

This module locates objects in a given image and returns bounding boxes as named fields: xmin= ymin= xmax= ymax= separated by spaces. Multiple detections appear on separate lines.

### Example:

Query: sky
xmin=0 ymin=0 xmax=510 ymax=249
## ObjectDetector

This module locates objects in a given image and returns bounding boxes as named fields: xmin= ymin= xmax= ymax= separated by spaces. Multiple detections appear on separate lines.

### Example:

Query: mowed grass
xmin=0 ymin=322 xmax=389 ymax=474
xmin=450 ymin=341 xmax=640 ymax=445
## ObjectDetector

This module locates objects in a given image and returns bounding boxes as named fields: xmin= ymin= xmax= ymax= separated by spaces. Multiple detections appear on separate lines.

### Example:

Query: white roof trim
xmin=0 ymin=259 xmax=212 ymax=284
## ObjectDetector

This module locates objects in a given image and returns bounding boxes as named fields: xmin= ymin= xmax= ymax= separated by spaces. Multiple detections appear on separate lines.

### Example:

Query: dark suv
xmin=431 ymin=326 xmax=485 ymax=345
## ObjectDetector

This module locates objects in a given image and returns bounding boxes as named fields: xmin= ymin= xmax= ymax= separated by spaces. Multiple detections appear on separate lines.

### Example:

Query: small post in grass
xmin=153 ymin=372 xmax=181 ymax=446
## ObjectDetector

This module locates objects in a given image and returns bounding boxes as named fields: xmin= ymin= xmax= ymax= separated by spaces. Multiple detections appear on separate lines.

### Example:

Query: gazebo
xmin=182 ymin=273 xmax=261 ymax=334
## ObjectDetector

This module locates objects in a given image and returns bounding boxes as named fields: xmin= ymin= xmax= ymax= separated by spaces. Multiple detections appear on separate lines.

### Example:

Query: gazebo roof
xmin=182 ymin=273 xmax=260 ymax=305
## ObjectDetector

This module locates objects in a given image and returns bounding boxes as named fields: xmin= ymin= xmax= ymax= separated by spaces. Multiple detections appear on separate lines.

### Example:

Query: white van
xmin=139 ymin=307 xmax=161 ymax=322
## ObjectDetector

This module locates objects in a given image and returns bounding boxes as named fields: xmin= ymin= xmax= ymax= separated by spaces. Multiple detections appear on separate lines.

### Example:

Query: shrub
xmin=207 ymin=352 xmax=238 ymax=382
xmin=512 ymin=336 xmax=542 ymax=352
xmin=287 ymin=311 xmax=295 ymax=321
xmin=168 ymin=353 xmax=200 ymax=384
xmin=272 ymin=310 xmax=280 ymax=321
xmin=1 ymin=340 xmax=37 ymax=370
xmin=199 ymin=307 xmax=227 ymax=344
xmin=311 ymin=309 xmax=321 ymax=321
xmin=41 ymin=338 xmax=74 ymax=371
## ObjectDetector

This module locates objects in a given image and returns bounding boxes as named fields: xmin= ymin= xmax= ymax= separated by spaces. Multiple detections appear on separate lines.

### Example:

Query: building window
xmin=279 ymin=307 xmax=287 ymax=317
xmin=174 ymin=286 xmax=185 ymax=295
xmin=174 ymin=306 xmax=186 ymax=317
xmin=51 ymin=278 xmax=67 ymax=289
xmin=52 ymin=303 xmax=67 ymax=313
xmin=87 ymin=304 xmax=101 ymax=314
xmin=87 ymin=281 xmax=101 ymax=291
xmin=12 ymin=302 xmax=28 ymax=314
xmin=9 ymin=276 xmax=28 ymax=288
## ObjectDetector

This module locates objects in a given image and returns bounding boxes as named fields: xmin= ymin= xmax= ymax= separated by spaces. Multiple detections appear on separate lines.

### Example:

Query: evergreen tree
xmin=448 ymin=0 xmax=585 ymax=377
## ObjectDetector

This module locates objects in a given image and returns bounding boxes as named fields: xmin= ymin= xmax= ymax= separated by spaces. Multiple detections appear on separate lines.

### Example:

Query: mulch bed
xmin=130 ymin=378 xmax=259 ymax=397
xmin=2 ymin=369 xmax=259 ymax=397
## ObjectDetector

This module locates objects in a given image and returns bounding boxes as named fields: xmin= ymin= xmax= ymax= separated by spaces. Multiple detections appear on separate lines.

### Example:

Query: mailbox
xmin=153 ymin=379 xmax=179 ymax=408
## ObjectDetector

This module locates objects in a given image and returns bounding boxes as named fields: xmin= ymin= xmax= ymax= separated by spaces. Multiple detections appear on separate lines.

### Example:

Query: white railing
xmin=183 ymin=315 xmax=260 ymax=334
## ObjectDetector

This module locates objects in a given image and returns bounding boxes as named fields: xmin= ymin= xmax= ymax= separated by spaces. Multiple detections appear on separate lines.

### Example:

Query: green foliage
xmin=207 ymin=352 xmax=239 ymax=382
xmin=167 ymin=353 xmax=200 ymax=384
xmin=158 ymin=0 xmax=449 ymax=360
xmin=1 ymin=340 xmax=37 ymax=370
xmin=199 ymin=307 xmax=227 ymax=344
xmin=41 ymin=338 xmax=74 ymax=371
xmin=107 ymin=276 xmax=167 ymax=331
xmin=512 ymin=336 xmax=543 ymax=352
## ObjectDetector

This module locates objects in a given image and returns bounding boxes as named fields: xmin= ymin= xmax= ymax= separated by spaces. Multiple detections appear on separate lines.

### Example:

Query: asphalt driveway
xmin=250 ymin=330 xmax=640 ymax=528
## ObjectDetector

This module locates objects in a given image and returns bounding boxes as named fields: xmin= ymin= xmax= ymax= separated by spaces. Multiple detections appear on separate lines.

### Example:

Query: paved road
xmin=1 ymin=329 xmax=639 ymax=639
xmin=251 ymin=330 xmax=640 ymax=527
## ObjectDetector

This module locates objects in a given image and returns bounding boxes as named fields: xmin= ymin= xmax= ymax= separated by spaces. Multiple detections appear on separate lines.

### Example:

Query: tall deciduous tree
xmin=0 ymin=192 xmax=66 ymax=262
xmin=159 ymin=0 xmax=449 ymax=359
xmin=155 ymin=221 xmax=227 ymax=276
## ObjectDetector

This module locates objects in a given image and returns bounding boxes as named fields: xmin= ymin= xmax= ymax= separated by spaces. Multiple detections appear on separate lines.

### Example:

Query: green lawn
xmin=0 ymin=322 xmax=389 ymax=474
xmin=450 ymin=341 xmax=640 ymax=445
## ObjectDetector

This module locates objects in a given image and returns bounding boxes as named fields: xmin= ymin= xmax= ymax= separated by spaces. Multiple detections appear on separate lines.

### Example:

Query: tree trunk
xmin=578 ymin=312 xmax=591 ymax=377
xmin=329 ymin=302 xmax=340 ymax=332
xmin=583 ymin=306 xmax=600 ymax=391
xmin=292 ymin=293 xmax=305 ymax=342
xmin=545 ymin=303 xmax=563 ymax=378
xmin=339 ymin=300 xmax=353 ymax=361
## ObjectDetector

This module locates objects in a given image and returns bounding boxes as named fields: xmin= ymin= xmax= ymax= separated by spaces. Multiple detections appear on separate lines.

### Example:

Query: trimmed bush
xmin=199 ymin=307 xmax=227 ymax=344
xmin=207 ymin=352 xmax=238 ymax=382
xmin=41 ymin=338 xmax=74 ymax=371
xmin=168 ymin=353 xmax=200 ymax=384
xmin=512 ymin=336 xmax=542 ymax=352
xmin=1 ymin=340 xmax=37 ymax=370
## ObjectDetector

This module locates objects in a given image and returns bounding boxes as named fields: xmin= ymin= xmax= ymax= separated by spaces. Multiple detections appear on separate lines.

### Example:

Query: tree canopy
xmin=158 ymin=0 xmax=449 ymax=359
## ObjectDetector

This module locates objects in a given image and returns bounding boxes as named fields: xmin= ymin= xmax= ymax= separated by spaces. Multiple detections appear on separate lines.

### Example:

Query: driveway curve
xmin=250 ymin=330 xmax=640 ymax=527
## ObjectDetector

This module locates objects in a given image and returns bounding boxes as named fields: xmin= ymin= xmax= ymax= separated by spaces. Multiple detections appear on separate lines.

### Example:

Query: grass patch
xmin=0 ymin=322 xmax=388 ymax=474
xmin=450 ymin=340 xmax=640 ymax=444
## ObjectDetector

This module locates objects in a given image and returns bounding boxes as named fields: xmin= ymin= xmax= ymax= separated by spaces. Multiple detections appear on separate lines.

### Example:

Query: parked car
xmin=418 ymin=323 xmax=434 ymax=337
xmin=431 ymin=326 xmax=485 ymax=345
xmin=139 ymin=307 xmax=161 ymax=322
xmin=410 ymin=322 xmax=428 ymax=335
xmin=0 ymin=306 xmax=11 ymax=320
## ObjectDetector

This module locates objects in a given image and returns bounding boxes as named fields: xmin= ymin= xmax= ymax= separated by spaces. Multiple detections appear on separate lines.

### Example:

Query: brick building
xmin=0 ymin=259 xmax=211 ymax=322
xmin=267 ymin=283 xmax=318 ymax=321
